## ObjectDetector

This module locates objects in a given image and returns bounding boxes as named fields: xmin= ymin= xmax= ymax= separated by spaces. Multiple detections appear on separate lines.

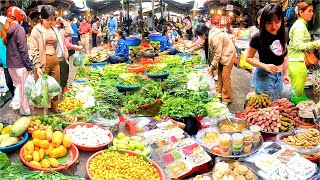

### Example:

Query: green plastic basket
xmin=290 ymin=92 xmax=310 ymax=105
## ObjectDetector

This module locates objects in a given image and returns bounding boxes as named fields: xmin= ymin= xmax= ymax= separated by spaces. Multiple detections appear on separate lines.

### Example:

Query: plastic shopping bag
xmin=45 ymin=75 xmax=61 ymax=98
xmin=0 ymin=70 xmax=8 ymax=96
xmin=281 ymin=83 xmax=293 ymax=99
xmin=31 ymin=76 xmax=48 ymax=106
xmin=73 ymin=51 xmax=83 ymax=67
xmin=239 ymin=50 xmax=253 ymax=70
xmin=24 ymin=74 xmax=35 ymax=98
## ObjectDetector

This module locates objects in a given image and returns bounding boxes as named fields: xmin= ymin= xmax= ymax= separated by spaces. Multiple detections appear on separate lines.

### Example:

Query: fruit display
xmin=22 ymin=130 xmax=72 ymax=169
xmin=87 ymin=150 xmax=162 ymax=180
xmin=213 ymin=161 xmax=256 ymax=180
xmin=0 ymin=119 xmax=29 ymax=148
xmin=28 ymin=115 xmax=63 ymax=133
xmin=246 ymin=93 xmax=272 ymax=109
xmin=58 ymin=97 xmax=83 ymax=112
xmin=65 ymin=124 xmax=112 ymax=147
xmin=271 ymin=98 xmax=302 ymax=126
xmin=242 ymin=107 xmax=281 ymax=133
xmin=109 ymin=133 xmax=151 ymax=157
xmin=282 ymin=129 xmax=320 ymax=149
xmin=59 ymin=110 xmax=91 ymax=124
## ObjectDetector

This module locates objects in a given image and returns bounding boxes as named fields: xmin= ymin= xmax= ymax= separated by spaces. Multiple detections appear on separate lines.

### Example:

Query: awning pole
xmin=152 ymin=0 xmax=155 ymax=30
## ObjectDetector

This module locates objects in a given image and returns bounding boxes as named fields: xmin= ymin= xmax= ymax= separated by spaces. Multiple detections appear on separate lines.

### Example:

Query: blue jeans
xmin=108 ymin=55 xmax=128 ymax=64
xmin=169 ymin=48 xmax=178 ymax=55
xmin=253 ymin=68 xmax=283 ymax=101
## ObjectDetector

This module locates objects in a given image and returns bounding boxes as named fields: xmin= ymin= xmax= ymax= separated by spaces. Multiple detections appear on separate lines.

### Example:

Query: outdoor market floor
xmin=2 ymin=62 xmax=252 ymax=178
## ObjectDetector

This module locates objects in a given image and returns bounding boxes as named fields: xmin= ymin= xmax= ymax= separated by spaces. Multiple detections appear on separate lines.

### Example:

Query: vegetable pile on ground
xmin=59 ymin=108 xmax=91 ymax=124
xmin=164 ymin=73 xmax=188 ymax=90
xmin=103 ymin=63 xmax=128 ymax=79
xmin=22 ymin=130 xmax=72 ymax=169
xmin=205 ymin=101 xmax=230 ymax=117
xmin=0 ymin=117 xmax=30 ymax=148
xmin=146 ymin=63 xmax=168 ymax=74
xmin=94 ymin=86 xmax=123 ymax=106
xmin=58 ymin=97 xmax=83 ymax=112
xmin=118 ymin=73 xmax=145 ymax=86
xmin=0 ymin=162 xmax=84 ymax=180
xmin=88 ymin=150 xmax=161 ymax=180
xmin=88 ymin=104 xmax=118 ymax=120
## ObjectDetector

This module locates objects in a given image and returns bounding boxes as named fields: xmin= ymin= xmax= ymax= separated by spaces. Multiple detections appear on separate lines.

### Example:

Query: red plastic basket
xmin=128 ymin=64 xmax=146 ymax=73
xmin=142 ymin=41 xmax=150 ymax=47
xmin=86 ymin=150 xmax=166 ymax=180
xmin=20 ymin=143 xmax=79 ymax=172
xmin=63 ymin=123 xmax=113 ymax=152
xmin=141 ymin=58 xmax=154 ymax=64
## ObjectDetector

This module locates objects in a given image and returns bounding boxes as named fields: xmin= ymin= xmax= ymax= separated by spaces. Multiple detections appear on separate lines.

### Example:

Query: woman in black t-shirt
xmin=246 ymin=3 xmax=290 ymax=101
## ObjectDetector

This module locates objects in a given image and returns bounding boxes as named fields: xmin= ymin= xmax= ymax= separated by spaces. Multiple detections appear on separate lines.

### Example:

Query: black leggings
xmin=4 ymin=68 xmax=14 ymax=97
xmin=92 ymin=33 xmax=97 ymax=47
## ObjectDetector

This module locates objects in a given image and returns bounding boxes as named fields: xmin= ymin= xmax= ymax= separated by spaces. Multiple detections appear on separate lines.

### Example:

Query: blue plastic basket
xmin=0 ymin=124 xmax=29 ymax=153
xmin=145 ymin=72 xmax=169 ymax=79
xmin=92 ymin=62 xmax=107 ymax=69
xmin=149 ymin=35 xmax=162 ymax=41
xmin=125 ymin=37 xmax=141 ymax=46
xmin=116 ymin=84 xmax=144 ymax=91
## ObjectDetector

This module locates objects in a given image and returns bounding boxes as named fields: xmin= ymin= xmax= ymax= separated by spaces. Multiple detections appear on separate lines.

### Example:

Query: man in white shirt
xmin=147 ymin=12 xmax=153 ymax=31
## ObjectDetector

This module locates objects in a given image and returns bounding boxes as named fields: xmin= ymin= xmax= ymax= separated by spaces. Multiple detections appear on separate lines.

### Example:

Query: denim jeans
xmin=253 ymin=68 xmax=283 ymax=101
xmin=108 ymin=55 xmax=128 ymax=64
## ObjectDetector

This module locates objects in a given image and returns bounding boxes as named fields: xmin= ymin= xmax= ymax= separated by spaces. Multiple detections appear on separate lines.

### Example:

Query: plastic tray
xmin=145 ymin=72 xmax=169 ymax=79
xmin=20 ymin=143 xmax=79 ymax=171
xmin=116 ymin=84 xmax=144 ymax=91
xmin=0 ymin=124 xmax=28 ymax=153
xmin=63 ymin=123 xmax=113 ymax=152
xmin=166 ymin=160 xmax=192 ymax=179
xmin=162 ymin=150 xmax=184 ymax=165
xmin=86 ymin=149 xmax=166 ymax=180
xmin=276 ymin=129 xmax=320 ymax=155
xmin=186 ymin=150 xmax=211 ymax=167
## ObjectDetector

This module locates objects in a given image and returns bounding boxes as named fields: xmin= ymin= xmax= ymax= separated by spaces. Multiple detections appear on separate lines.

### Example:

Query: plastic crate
xmin=92 ymin=62 xmax=107 ymax=69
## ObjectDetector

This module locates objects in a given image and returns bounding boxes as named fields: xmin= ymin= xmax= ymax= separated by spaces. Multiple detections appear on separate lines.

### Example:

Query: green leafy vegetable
xmin=146 ymin=63 xmax=168 ymax=74
xmin=122 ymin=92 xmax=155 ymax=113
xmin=140 ymin=81 xmax=163 ymax=98
xmin=94 ymin=86 xmax=123 ymax=106
xmin=118 ymin=73 xmax=144 ymax=86
xmin=0 ymin=152 xmax=9 ymax=169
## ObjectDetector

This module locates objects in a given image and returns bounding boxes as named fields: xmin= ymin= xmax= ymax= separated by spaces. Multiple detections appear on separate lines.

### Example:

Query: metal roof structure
xmin=86 ymin=0 xmax=195 ymax=15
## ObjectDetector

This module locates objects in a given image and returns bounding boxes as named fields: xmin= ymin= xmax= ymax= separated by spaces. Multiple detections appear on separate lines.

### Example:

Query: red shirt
xmin=78 ymin=22 xmax=92 ymax=35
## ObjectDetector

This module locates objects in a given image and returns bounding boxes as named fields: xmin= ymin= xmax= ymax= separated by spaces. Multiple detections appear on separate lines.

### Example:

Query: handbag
xmin=305 ymin=52 xmax=319 ymax=67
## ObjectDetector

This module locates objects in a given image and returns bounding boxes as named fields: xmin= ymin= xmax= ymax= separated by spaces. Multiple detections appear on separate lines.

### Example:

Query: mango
xmin=41 ymin=159 xmax=50 ymax=168
xmin=24 ymin=154 xmax=33 ymax=162
xmin=62 ymin=134 xmax=72 ymax=148
xmin=39 ymin=148 xmax=45 ymax=160
xmin=29 ymin=161 xmax=42 ymax=168
xmin=24 ymin=141 xmax=34 ymax=155
xmin=32 ymin=130 xmax=46 ymax=140
xmin=33 ymin=138 xmax=49 ymax=149
xmin=45 ymin=129 xmax=53 ymax=141
xmin=49 ymin=145 xmax=67 ymax=159
xmin=48 ymin=158 xmax=59 ymax=168
xmin=52 ymin=131 xmax=63 ymax=147
xmin=32 ymin=151 xmax=40 ymax=162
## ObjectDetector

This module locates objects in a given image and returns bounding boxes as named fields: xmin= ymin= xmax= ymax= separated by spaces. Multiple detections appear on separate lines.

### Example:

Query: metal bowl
xmin=217 ymin=118 xmax=248 ymax=134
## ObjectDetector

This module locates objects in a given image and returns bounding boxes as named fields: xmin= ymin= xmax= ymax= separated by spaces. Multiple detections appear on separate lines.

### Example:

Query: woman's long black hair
xmin=195 ymin=23 xmax=210 ymax=62
xmin=259 ymin=3 xmax=286 ymax=55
